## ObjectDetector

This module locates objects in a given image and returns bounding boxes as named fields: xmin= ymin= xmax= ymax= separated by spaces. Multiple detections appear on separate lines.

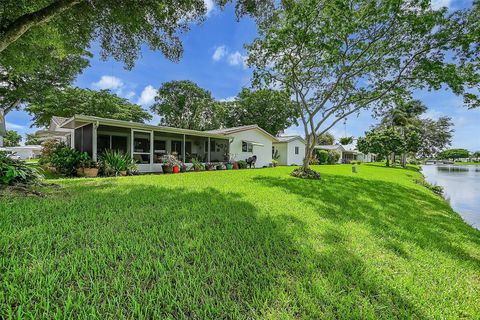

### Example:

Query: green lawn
xmin=1 ymin=164 xmax=479 ymax=319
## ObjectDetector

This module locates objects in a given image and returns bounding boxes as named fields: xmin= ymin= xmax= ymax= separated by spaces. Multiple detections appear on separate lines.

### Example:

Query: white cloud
xmin=219 ymin=96 xmax=236 ymax=102
xmin=204 ymin=0 xmax=215 ymax=16
xmin=6 ymin=122 xmax=25 ymax=130
xmin=137 ymin=85 xmax=158 ymax=106
xmin=125 ymin=91 xmax=136 ymax=99
xmin=212 ymin=45 xmax=227 ymax=61
xmin=227 ymin=51 xmax=248 ymax=68
xmin=92 ymin=75 xmax=124 ymax=90
xmin=431 ymin=0 xmax=452 ymax=10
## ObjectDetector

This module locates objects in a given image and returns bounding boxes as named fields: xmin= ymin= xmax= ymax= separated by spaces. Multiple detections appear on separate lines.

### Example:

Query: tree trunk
xmin=392 ymin=152 xmax=396 ymax=167
xmin=0 ymin=0 xmax=83 ymax=53
xmin=401 ymin=153 xmax=407 ymax=167
xmin=302 ymin=135 xmax=315 ymax=171
xmin=0 ymin=108 xmax=5 ymax=147
xmin=386 ymin=155 xmax=390 ymax=167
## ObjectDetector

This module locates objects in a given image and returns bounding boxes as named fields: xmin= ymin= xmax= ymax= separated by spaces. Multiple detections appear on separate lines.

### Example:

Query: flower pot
xmin=173 ymin=166 xmax=180 ymax=174
xmin=232 ymin=162 xmax=239 ymax=170
xmin=226 ymin=163 xmax=233 ymax=170
xmin=76 ymin=168 xmax=85 ymax=177
xmin=84 ymin=168 xmax=99 ymax=177
xmin=162 ymin=165 xmax=173 ymax=174
xmin=120 ymin=170 xmax=127 ymax=176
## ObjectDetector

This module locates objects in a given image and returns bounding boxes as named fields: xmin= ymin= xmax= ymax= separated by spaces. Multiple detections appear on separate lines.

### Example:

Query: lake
xmin=422 ymin=165 xmax=480 ymax=230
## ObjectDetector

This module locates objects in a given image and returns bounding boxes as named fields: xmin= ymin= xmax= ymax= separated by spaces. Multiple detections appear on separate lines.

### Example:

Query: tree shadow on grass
xmin=252 ymin=174 xmax=480 ymax=268
xmin=2 ymin=183 xmax=427 ymax=319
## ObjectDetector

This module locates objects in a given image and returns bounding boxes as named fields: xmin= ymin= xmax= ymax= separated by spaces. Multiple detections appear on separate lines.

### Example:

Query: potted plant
xmin=76 ymin=152 xmax=92 ymax=177
xmin=99 ymin=150 xmax=134 ymax=176
xmin=226 ymin=162 xmax=233 ymax=170
xmin=226 ymin=153 xmax=236 ymax=170
xmin=84 ymin=160 xmax=99 ymax=177
xmin=232 ymin=161 xmax=239 ymax=170
xmin=237 ymin=160 xmax=248 ymax=169
xmin=272 ymin=159 xmax=279 ymax=167
xmin=216 ymin=162 xmax=226 ymax=170
xmin=161 ymin=154 xmax=180 ymax=174
xmin=205 ymin=163 xmax=215 ymax=171
xmin=191 ymin=158 xmax=203 ymax=172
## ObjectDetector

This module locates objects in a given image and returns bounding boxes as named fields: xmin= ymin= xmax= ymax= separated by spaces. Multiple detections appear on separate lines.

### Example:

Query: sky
xmin=5 ymin=0 xmax=479 ymax=151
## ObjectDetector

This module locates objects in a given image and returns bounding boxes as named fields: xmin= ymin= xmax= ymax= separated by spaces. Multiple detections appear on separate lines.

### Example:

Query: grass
xmin=454 ymin=161 xmax=480 ymax=165
xmin=1 ymin=164 xmax=479 ymax=319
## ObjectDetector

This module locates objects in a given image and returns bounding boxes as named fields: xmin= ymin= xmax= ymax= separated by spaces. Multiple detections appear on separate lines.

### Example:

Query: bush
xmin=317 ymin=150 xmax=329 ymax=164
xmin=237 ymin=160 xmax=248 ymax=169
xmin=290 ymin=167 xmax=321 ymax=179
xmin=350 ymin=160 xmax=362 ymax=165
xmin=0 ymin=151 xmax=43 ymax=185
xmin=415 ymin=178 xmax=443 ymax=196
xmin=49 ymin=143 xmax=89 ymax=176
xmin=99 ymin=150 xmax=137 ymax=176
xmin=38 ymin=139 xmax=60 ymax=165
xmin=327 ymin=150 xmax=340 ymax=164
xmin=309 ymin=156 xmax=319 ymax=165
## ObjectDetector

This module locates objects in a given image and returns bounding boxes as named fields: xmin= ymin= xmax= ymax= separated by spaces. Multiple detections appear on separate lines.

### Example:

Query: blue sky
xmin=6 ymin=0 xmax=479 ymax=151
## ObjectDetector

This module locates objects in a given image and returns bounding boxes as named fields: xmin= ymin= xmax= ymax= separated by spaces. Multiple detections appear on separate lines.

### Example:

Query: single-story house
xmin=1 ymin=145 xmax=43 ymax=159
xmin=314 ymin=144 xmax=376 ymax=163
xmin=46 ymin=115 xmax=280 ymax=172
xmin=35 ymin=116 xmax=75 ymax=146
xmin=273 ymin=135 xmax=306 ymax=166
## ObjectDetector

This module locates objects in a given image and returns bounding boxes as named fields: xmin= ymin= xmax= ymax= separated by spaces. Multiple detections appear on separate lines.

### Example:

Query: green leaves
xmin=26 ymin=87 xmax=152 ymax=127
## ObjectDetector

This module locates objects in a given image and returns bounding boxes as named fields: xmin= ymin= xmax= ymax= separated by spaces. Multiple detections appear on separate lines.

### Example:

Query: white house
xmin=35 ymin=116 xmax=74 ymax=146
xmin=2 ymin=145 xmax=42 ymax=159
xmin=46 ymin=115 xmax=282 ymax=172
xmin=315 ymin=144 xmax=376 ymax=163
xmin=273 ymin=135 xmax=306 ymax=166
xmin=206 ymin=125 xmax=278 ymax=168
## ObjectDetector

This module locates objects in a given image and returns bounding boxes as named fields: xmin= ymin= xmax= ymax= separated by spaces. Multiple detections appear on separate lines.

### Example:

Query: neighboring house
xmin=314 ymin=144 xmax=376 ymax=163
xmin=206 ymin=125 xmax=278 ymax=168
xmin=273 ymin=135 xmax=306 ymax=166
xmin=54 ymin=115 xmax=280 ymax=172
xmin=35 ymin=116 xmax=74 ymax=146
xmin=2 ymin=145 xmax=42 ymax=159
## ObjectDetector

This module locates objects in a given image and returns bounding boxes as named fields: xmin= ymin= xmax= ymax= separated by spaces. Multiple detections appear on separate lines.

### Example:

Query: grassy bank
xmin=1 ymin=164 xmax=479 ymax=318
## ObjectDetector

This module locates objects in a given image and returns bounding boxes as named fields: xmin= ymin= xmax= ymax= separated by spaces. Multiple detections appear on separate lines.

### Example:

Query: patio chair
xmin=246 ymin=155 xmax=257 ymax=168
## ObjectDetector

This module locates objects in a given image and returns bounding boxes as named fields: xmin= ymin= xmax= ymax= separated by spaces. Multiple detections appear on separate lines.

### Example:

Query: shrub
xmin=237 ymin=160 xmax=248 ymax=169
xmin=350 ymin=160 xmax=362 ymax=165
xmin=0 ymin=151 xmax=43 ymax=185
xmin=415 ymin=178 xmax=443 ymax=196
xmin=317 ymin=150 xmax=329 ymax=164
xmin=49 ymin=143 xmax=89 ymax=176
xmin=290 ymin=167 xmax=321 ymax=179
xmin=191 ymin=158 xmax=204 ymax=171
xmin=327 ymin=150 xmax=340 ymax=164
xmin=99 ymin=150 xmax=136 ymax=176
xmin=39 ymin=139 xmax=60 ymax=165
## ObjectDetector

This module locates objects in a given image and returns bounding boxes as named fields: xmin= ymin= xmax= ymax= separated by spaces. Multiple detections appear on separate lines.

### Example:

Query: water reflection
xmin=422 ymin=165 xmax=480 ymax=230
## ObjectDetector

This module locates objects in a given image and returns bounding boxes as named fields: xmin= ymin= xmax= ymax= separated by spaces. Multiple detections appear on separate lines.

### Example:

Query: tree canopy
xmin=223 ymin=88 xmax=298 ymax=136
xmin=437 ymin=149 xmax=470 ymax=160
xmin=247 ymin=0 xmax=479 ymax=170
xmin=3 ymin=130 xmax=22 ymax=147
xmin=25 ymin=133 xmax=40 ymax=146
xmin=151 ymin=80 xmax=221 ymax=131
xmin=26 ymin=87 xmax=152 ymax=127
xmin=357 ymin=128 xmax=404 ymax=167
xmin=317 ymin=133 xmax=335 ymax=145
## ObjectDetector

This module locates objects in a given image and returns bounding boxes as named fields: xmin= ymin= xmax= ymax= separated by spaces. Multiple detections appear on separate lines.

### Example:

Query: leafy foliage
xmin=99 ymin=150 xmax=137 ymax=177
xmin=26 ymin=87 xmax=152 ymax=127
xmin=24 ymin=133 xmax=40 ymax=146
xmin=357 ymin=128 xmax=404 ymax=167
xmin=223 ymin=88 xmax=298 ymax=136
xmin=437 ymin=149 xmax=470 ymax=160
xmin=48 ymin=143 xmax=89 ymax=176
xmin=290 ymin=167 xmax=321 ymax=179
xmin=248 ymin=0 xmax=479 ymax=170
xmin=151 ymin=80 xmax=221 ymax=131
xmin=317 ymin=133 xmax=335 ymax=145
xmin=316 ymin=150 xmax=329 ymax=164
xmin=339 ymin=137 xmax=353 ymax=145
xmin=3 ymin=130 xmax=22 ymax=147
xmin=327 ymin=150 xmax=341 ymax=165
xmin=0 ymin=151 xmax=42 ymax=185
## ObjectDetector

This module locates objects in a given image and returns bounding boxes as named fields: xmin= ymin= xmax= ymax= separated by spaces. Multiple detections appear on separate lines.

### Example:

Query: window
xmin=295 ymin=146 xmax=299 ymax=155
xmin=242 ymin=141 xmax=253 ymax=153
xmin=132 ymin=131 xmax=151 ymax=164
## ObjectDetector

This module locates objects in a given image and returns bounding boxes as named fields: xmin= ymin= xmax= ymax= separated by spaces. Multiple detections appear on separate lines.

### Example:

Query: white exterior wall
xmin=4 ymin=146 xmax=42 ymax=159
xmin=229 ymin=129 xmax=274 ymax=168
xmin=286 ymin=139 xmax=305 ymax=166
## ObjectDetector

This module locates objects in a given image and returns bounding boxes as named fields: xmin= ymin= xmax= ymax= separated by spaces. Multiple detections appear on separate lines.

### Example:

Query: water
xmin=422 ymin=165 xmax=480 ymax=229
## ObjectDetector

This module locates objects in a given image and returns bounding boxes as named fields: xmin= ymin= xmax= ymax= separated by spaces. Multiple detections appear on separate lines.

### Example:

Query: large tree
xmin=223 ymin=88 xmax=298 ymax=136
xmin=248 ymin=0 xmax=479 ymax=171
xmin=151 ymin=80 xmax=223 ymax=131
xmin=26 ymin=87 xmax=152 ymax=127
xmin=24 ymin=133 xmax=40 ymax=146
xmin=316 ymin=133 xmax=335 ymax=145
xmin=437 ymin=148 xmax=470 ymax=160
xmin=357 ymin=128 xmax=405 ymax=167
xmin=3 ymin=130 xmax=22 ymax=147
xmin=417 ymin=117 xmax=453 ymax=158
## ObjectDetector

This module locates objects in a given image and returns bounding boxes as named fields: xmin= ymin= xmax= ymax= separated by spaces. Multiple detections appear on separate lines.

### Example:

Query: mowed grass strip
xmin=1 ymin=164 xmax=479 ymax=319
